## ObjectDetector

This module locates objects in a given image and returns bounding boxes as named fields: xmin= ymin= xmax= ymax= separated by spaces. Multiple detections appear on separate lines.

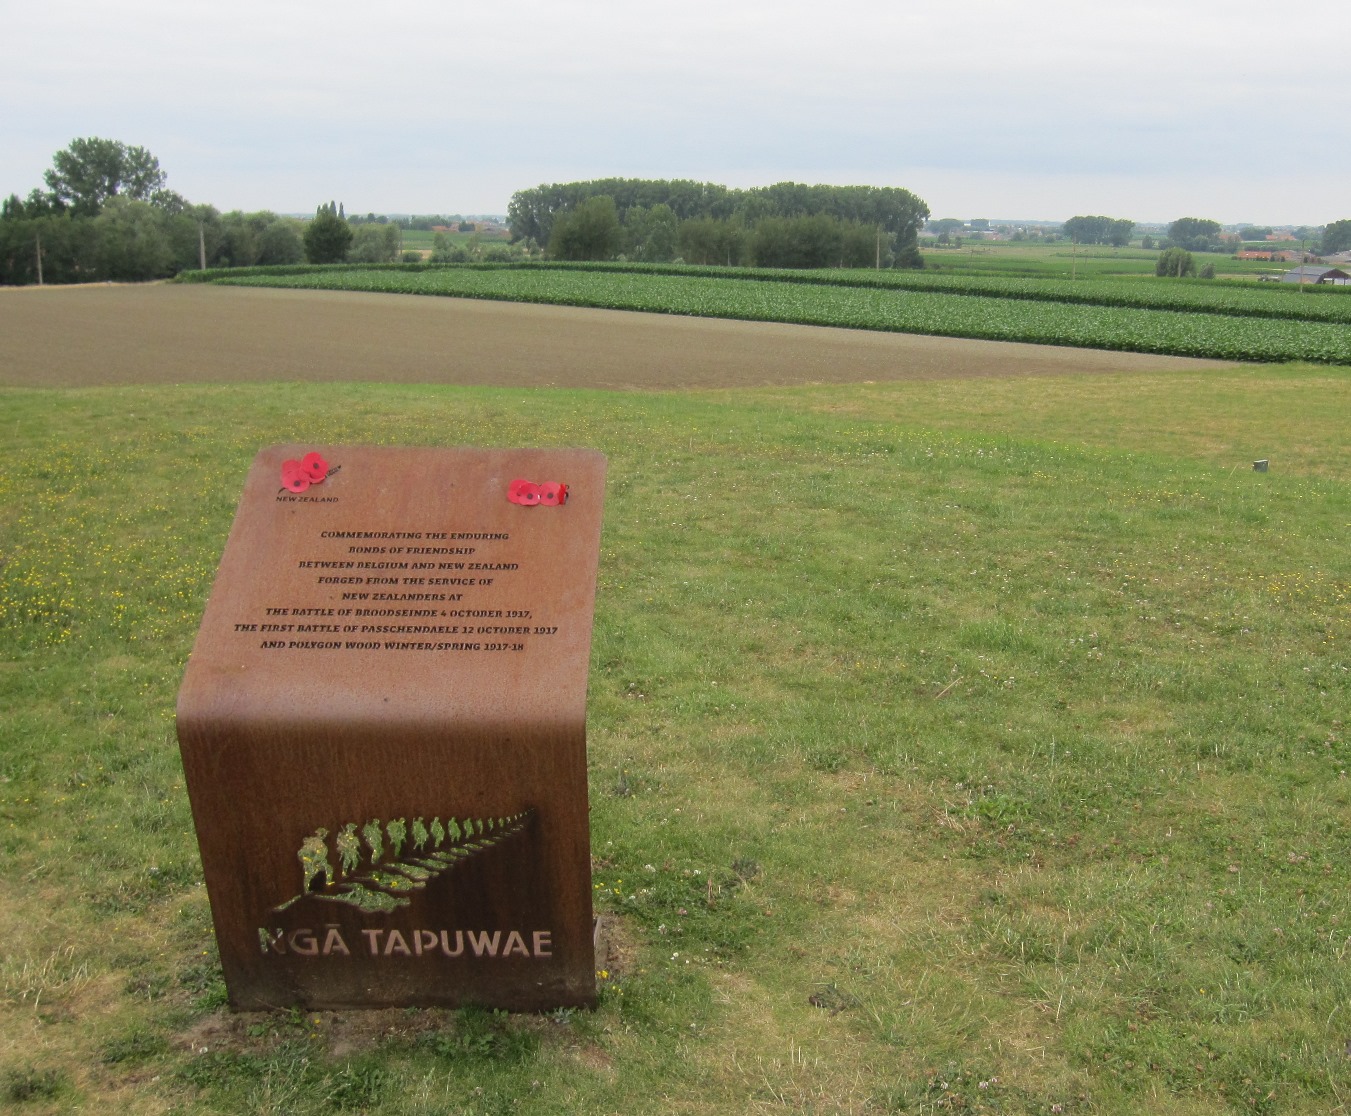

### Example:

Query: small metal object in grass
xmin=1253 ymin=459 xmax=1269 ymax=472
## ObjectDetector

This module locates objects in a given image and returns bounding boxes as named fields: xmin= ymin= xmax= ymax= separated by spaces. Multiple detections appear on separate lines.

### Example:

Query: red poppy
xmin=281 ymin=459 xmax=311 ymax=492
xmin=538 ymin=482 xmax=567 ymax=506
xmin=301 ymin=452 xmax=329 ymax=483
xmin=508 ymin=478 xmax=568 ymax=506
xmin=508 ymin=479 xmax=541 ymax=506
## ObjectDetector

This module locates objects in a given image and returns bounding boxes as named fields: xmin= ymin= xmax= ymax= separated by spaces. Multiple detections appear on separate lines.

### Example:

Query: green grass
xmin=921 ymin=243 xmax=1163 ymax=278
xmin=1 ymin=366 xmax=1348 ymax=1113
xmin=919 ymin=242 xmax=1282 ymax=280
xmin=396 ymin=227 xmax=513 ymax=250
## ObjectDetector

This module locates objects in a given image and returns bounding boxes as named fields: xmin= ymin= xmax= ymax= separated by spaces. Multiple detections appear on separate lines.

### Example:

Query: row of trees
xmin=0 ymin=139 xmax=415 ymax=285
xmin=0 ymin=192 xmax=313 ymax=285
xmin=511 ymin=178 xmax=930 ymax=268
xmin=1061 ymin=215 xmax=1135 ymax=247
xmin=1169 ymin=217 xmax=1350 ymax=255
xmin=545 ymin=196 xmax=897 ymax=268
xmin=1037 ymin=216 xmax=1350 ymax=256
xmin=1164 ymin=217 xmax=1226 ymax=253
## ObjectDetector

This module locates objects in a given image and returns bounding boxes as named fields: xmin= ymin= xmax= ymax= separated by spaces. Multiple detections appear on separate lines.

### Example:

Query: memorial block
xmin=176 ymin=446 xmax=606 ymax=1011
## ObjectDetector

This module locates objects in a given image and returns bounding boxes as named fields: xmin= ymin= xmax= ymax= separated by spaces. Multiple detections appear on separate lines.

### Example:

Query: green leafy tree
xmin=1156 ymin=246 xmax=1196 ymax=277
xmin=678 ymin=217 xmax=746 ymax=266
xmin=164 ymin=203 xmax=221 ymax=271
xmin=1320 ymin=219 xmax=1351 ymax=255
xmin=217 ymin=210 xmax=261 ymax=268
xmin=749 ymin=214 xmax=880 ymax=269
xmin=1167 ymin=217 xmax=1222 ymax=252
xmin=624 ymin=203 xmax=679 ymax=262
xmin=430 ymin=232 xmax=469 ymax=263
xmin=548 ymin=196 xmax=621 ymax=261
xmin=1063 ymin=215 xmax=1134 ymax=247
xmin=350 ymin=222 xmax=400 ymax=263
xmin=257 ymin=217 xmax=304 ymax=265
xmin=303 ymin=201 xmax=352 ymax=263
xmin=43 ymin=137 xmax=170 ymax=217
xmin=91 ymin=197 xmax=174 ymax=280
xmin=0 ymin=206 xmax=82 ymax=284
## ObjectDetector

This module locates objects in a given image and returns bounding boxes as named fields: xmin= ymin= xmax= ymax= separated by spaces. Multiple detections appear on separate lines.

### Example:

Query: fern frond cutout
xmin=274 ymin=811 xmax=533 ymax=913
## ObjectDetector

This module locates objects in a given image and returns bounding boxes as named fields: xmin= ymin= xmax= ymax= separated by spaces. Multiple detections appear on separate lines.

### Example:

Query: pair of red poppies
xmin=280 ymin=452 xmax=330 ymax=493
xmin=508 ymin=479 xmax=567 ymax=506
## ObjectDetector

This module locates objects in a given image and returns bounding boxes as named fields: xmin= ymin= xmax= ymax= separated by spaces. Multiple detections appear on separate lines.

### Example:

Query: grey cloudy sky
xmin=4 ymin=0 xmax=1345 ymax=225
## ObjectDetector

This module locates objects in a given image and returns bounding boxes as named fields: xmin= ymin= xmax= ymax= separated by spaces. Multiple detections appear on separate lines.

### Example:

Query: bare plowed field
xmin=0 ymin=283 xmax=1234 ymax=389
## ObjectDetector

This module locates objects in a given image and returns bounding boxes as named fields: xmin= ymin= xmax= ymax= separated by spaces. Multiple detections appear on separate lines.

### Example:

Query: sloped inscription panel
xmin=176 ymin=446 xmax=606 ymax=1010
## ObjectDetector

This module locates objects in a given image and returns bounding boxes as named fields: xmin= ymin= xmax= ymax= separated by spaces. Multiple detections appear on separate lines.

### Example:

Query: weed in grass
xmin=100 ymin=1026 xmax=168 ymax=1065
xmin=418 ymin=1006 xmax=539 ymax=1063
xmin=2 ymin=1066 xmax=66 ymax=1104
xmin=320 ymin=1058 xmax=389 ymax=1110
xmin=179 ymin=946 xmax=229 ymax=1012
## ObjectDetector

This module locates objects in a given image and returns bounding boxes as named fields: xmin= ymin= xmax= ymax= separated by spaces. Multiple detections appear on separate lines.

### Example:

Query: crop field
xmin=919 ymin=243 xmax=1281 ymax=280
xmin=184 ymin=261 xmax=1351 ymax=324
xmin=0 ymin=288 xmax=1348 ymax=1114
xmin=191 ymin=262 xmax=1351 ymax=365
xmin=922 ymin=245 xmax=1160 ymax=278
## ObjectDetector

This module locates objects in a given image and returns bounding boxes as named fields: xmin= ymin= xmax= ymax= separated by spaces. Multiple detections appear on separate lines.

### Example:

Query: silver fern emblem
xmin=275 ymin=811 xmax=533 ymax=913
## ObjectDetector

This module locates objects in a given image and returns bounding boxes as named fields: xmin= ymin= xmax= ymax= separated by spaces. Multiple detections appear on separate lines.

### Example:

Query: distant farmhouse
xmin=1281 ymin=265 xmax=1350 ymax=285
xmin=1235 ymin=249 xmax=1307 ymax=262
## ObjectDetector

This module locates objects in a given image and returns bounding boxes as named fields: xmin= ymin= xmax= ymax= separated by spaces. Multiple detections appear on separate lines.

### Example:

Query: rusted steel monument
xmin=177 ymin=446 xmax=606 ymax=1010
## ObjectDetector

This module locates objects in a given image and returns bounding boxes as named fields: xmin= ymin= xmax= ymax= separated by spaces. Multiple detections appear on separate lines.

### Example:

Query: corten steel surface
xmin=176 ymin=446 xmax=606 ymax=1011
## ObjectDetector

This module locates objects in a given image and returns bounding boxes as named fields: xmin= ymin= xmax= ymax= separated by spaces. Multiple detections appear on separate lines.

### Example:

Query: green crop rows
xmin=205 ymin=264 xmax=1351 ymax=365
xmin=515 ymin=261 xmax=1351 ymax=324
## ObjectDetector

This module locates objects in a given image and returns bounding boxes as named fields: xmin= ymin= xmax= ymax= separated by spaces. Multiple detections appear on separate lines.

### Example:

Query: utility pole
xmin=35 ymin=230 xmax=43 ymax=286
xmin=198 ymin=221 xmax=206 ymax=270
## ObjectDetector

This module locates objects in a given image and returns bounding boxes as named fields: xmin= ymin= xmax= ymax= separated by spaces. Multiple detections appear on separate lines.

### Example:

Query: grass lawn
xmin=1 ymin=361 xmax=1347 ymax=1114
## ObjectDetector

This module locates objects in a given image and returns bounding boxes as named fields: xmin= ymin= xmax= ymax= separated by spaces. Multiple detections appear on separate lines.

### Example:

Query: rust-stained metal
xmin=176 ymin=446 xmax=606 ymax=1010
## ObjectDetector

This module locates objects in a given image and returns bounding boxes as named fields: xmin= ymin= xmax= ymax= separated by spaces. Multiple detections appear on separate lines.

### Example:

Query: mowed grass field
xmin=0 ymin=286 xmax=1348 ymax=1115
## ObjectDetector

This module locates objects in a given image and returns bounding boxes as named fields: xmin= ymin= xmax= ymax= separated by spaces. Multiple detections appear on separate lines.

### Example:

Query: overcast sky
xmin=4 ymin=0 xmax=1345 ymax=226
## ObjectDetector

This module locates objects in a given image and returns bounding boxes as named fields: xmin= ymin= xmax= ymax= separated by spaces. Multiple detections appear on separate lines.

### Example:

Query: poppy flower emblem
xmin=508 ymin=479 xmax=567 ymax=506
xmin=281 ymin=452 xmax=330 ymax=493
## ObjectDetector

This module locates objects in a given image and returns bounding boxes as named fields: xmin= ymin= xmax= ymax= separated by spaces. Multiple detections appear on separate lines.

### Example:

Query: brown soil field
xmin=0 ymin=282 xmax=1235 ymax=389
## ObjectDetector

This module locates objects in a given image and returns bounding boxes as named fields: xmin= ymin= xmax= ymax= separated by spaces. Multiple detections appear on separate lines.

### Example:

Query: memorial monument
xmin=177 ymin=446 xmax=606 ymax=1010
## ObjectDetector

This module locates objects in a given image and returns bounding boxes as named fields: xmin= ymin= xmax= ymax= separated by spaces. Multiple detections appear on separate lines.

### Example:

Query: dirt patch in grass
xmin=0 ymin=283 xmax=1234 ymax=390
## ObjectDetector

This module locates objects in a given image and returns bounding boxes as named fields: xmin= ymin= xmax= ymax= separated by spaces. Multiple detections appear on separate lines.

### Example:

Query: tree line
xmin=9 ymin=139 xmax=1344 ymax=286
xmin=508 ymin=178 xmax=931 ymax=268
xmin=1061 ymin=215 xmax=1135 ymax=247
xmin=1 ymin=138 xmax=299 ymax=284
xmin=0 ymin=139 xmax=424 ymax=285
